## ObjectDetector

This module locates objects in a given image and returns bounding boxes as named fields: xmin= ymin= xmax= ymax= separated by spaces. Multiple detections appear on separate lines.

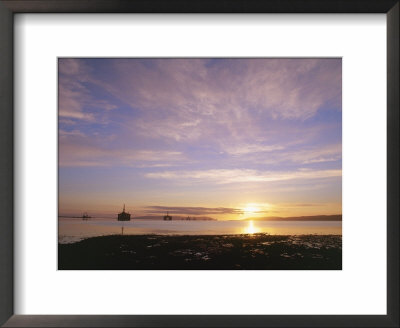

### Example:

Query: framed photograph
xmin=0 ymin=1 xmax=398 ymax=327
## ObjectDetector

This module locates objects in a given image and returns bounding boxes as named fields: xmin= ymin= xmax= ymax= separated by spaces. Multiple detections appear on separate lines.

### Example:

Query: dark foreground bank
xmin=58 ymin=234 xmax=342 ymax=270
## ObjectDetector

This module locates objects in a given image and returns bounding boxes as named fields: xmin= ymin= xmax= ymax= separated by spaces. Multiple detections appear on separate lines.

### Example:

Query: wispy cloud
xmin=59 ymin=131 xmax=187 ymax=167
xmin=247 ymin=143 xmax=342 ymax=166
xmin=145 ymin=168 xmax=341 ymax=184
xmin=223 ymin=144 xmax=285 ymax=156
xmin=59 ymin=148 xmax=185 ymax=167
xmin=74 ymin=58 xmax=341 ymax=144
xmin=59 ymin=59 xmax=118 ymax=123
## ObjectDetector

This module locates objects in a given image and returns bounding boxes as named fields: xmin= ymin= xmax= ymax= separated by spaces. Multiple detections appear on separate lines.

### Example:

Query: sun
xmin=243 ymin=204 xmax=260 ymax=215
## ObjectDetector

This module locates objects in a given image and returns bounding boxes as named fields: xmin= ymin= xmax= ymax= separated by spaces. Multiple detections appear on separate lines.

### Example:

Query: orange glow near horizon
xmin=58 ymin=201 xmax=342 ymax=221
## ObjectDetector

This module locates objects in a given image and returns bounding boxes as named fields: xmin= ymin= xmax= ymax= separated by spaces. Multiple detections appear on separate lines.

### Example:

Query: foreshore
xmin=58 ymin=233 xmax=342 ymax=270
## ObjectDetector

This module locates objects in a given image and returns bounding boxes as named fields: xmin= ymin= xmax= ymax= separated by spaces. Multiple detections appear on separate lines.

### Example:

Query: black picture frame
xmin=0 ymin=1 xmax=398 ymax=327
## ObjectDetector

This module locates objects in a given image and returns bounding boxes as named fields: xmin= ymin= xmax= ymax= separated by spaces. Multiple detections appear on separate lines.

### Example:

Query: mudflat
xmin=58 ymin=234 xmax=342 ymax=270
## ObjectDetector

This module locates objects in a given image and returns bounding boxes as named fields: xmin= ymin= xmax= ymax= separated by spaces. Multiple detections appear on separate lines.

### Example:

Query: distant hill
xmin=243 ymin=214 xmax=342 ymax=221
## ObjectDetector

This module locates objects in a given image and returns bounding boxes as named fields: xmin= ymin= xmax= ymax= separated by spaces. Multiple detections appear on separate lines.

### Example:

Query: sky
xmin=58 ymin=58 xmax=342 ymax=220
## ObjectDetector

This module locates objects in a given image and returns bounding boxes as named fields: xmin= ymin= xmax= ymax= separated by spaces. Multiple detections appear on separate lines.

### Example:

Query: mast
xmin=123 ymin=204 xmax=125 ymax=212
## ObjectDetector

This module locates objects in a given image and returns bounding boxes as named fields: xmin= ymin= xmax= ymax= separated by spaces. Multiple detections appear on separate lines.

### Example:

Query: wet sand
xmin=58 ymin=233 xmax=341 ymax=270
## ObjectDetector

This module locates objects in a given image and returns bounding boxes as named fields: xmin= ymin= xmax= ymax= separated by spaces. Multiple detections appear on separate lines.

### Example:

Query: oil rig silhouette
xmin=117 ymin=204 xmax=131 ymax=221
xmin=163 ymin=211 xmax=172 ymax=221
xmin=81 ymin=212 xmax=91 ymax=220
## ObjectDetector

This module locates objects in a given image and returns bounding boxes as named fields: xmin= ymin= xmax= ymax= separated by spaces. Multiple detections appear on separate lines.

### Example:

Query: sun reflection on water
xmin=244 ymin=220 xmax=258 ymax=234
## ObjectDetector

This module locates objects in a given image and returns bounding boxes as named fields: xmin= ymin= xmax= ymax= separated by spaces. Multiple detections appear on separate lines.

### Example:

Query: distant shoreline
xmin=241 ymin=214 xmax=342 ymax=222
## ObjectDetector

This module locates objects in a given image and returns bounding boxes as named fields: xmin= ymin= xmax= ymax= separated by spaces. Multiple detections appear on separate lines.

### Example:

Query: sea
xmin=58 ymin=217 xmax=342 ymax=244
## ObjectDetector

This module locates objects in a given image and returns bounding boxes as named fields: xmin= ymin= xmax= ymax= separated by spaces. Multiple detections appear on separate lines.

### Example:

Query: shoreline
xmin=59 ymin=233 xmax=342 ymax=270
xmin=59 ymin=231 xmax=342 ymax=244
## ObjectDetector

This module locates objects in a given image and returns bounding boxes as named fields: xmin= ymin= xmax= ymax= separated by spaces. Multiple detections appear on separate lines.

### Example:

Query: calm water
xmin=58 ymin=217 xmax=342 ymax=244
